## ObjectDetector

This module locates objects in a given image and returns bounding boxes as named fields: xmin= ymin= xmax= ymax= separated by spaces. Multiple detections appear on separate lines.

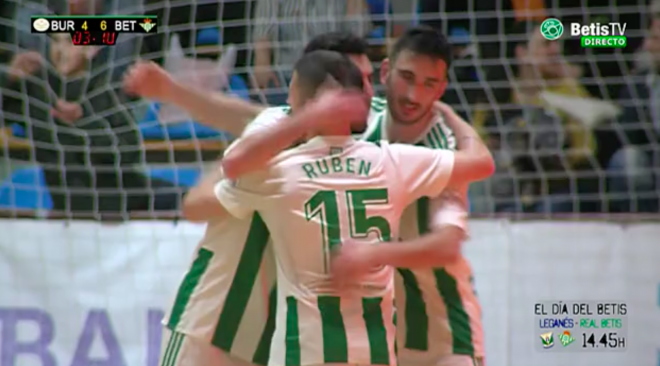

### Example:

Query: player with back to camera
xmin=186 ymin=49 xmax=493 ymax=366
xmin=121 ymin=33 xmax=376 ymax=366
xmin=122 ymin=49 xmax=382 ymax=366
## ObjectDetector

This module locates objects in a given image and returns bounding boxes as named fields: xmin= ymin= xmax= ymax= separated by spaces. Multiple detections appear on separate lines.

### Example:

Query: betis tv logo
xmin=140 ymin=18 xmax=155 ymax=33
xmin=540 ymin=332 xmax=554 ymax=348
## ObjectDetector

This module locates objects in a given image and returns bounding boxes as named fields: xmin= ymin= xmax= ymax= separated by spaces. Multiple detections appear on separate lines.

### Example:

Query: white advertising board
xmin=0 ymin=219 xmax=658 ymax=366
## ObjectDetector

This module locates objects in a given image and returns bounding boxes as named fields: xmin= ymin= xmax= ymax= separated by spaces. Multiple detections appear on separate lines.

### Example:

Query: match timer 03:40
xmin=31 ymin=15 xmax=157 ymax=46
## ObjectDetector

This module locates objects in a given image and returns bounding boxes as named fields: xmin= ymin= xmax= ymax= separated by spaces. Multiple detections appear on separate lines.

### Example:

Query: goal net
xmin=0 ymin=0 xmax=658 ymax=366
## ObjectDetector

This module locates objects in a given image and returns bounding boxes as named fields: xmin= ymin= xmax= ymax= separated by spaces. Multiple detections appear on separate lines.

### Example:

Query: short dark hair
xmin=303 ymin=32 xmax=369 ymax=55
xmin=293 ymin=50 xmax=364 ymax=98
xmin=390 ymin=26 xmax=453 ymax=69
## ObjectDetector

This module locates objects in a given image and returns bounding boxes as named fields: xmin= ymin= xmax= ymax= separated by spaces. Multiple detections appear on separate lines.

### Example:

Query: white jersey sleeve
xmin=216 ymin=106 xmax=291 ymax=217
xmin=223 ymin=105 xmax=290 ymax=155
xmin=384 ymin=143 xmax=455 ymax=203
xmin=244 ymin=106 xmax=290 ymax=135
xmin=428 ymin=189 xmax=469 ymax=232
xmin=214 ymin=170 xmax=279 ymax=220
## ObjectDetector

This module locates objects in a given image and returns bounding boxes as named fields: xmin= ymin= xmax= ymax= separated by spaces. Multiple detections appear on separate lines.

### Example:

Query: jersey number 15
xmin=304 ymin=188 xmax=392 ymax=272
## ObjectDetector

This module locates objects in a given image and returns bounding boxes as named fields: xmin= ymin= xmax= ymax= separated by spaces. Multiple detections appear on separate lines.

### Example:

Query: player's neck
xmin=387 ymin=110 xmax=434 ymax=143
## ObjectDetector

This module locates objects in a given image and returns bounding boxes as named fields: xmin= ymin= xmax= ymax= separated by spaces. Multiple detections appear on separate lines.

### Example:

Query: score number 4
xmin=304 ymin=189 xmax=391 ymax=272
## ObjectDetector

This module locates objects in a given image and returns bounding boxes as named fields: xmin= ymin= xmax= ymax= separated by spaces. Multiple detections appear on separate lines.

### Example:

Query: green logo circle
xmin=540 ymin=18 xmax=564 ymax=41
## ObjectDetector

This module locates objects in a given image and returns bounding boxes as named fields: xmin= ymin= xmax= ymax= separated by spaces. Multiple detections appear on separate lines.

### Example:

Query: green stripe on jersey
xmin=318 ymin=296 xmax=348 ymax=362
xmin=285 ymin=297 xmax=301 ymax=366
xmin=370 ymin=96 xmax=387 ymax=113
xmin=363 ymin=114 xmax=384 ymax=142
xmin=363 ymin=297 xmax=390 ymax=365
xmin=253 ymin=286 xmax=278 ymax=365
xmin=160 ymin=331 xmax=185 ymax=366
xmin=433 ymin=270 xmax=474 ymax=355
xmin=284 ymin=296 xmax=391 ymax=366
xmin=212 ymin=213 xmax=271 ymax=350
xmin=413 ymin=197 xmax=474 ymax=355
xmin=167 ymin=248 xmax=214 ymax=329
xmin=397 ymin=194 xmax=430 ymax=350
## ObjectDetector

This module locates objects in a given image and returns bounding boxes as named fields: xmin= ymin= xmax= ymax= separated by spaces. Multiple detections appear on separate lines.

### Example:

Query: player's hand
xmin=51 ymin=100 xmax=83 ymax=124
xmin=434 ymin=101 xmax=470 ymax=130
xmin=253 ymin=67 xmax=280 ymax=90
xmin=8 ymin=52 xmax=43 ymax=81
xmin=330 ymin=242 xmax=379 ymax=289
xmin=123 ymin=61 xmax=176 ymax=101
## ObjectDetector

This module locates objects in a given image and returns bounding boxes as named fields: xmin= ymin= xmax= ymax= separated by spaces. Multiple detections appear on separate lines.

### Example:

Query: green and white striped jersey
xmin=215 ymin=136 xmax=457 ymax=366
xmin=162 ymin=106 xmax=292 ymax=365
xmin=362 ymin=107 xmax=485 ymax=362
xmin=163 ymin=213 xmax=277 ymax=365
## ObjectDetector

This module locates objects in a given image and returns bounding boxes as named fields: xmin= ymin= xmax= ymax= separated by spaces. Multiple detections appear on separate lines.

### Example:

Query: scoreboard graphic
xmin=31 ymin=15 xmax=157 ymax=46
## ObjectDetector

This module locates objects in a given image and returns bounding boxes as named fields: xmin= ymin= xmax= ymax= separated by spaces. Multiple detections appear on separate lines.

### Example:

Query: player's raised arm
xmin=123 ymin=61 xmax=265 ymax=136
xmin=385 ymin=108 xmax=494 ymax=203
xmin=438 ymin=102 xmax=495 ymax=186
xmin=221 ymin=88 xmax=368 ymax=180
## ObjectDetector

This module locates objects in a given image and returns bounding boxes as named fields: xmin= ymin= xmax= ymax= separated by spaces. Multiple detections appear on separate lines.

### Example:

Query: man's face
xmin=347 ymin=54 xmax=374 ymax=100
xmin=518 ymin=26 xmax=563 ymax=78
xmin=644 ymin=19 xmax=660 ymax=67
xmin=380 ymin=50 xmax=447 ymax=125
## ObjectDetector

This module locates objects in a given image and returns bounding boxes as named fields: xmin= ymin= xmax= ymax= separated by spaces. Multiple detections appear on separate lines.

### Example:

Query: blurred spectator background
xmin=0 ymin=0 xmax=656 ymax=218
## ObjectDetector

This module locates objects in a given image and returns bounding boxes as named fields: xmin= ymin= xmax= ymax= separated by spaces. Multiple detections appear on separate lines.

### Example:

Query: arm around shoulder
xmin=449 ymin=147 xmax=495 ymax=187
xmin=387 ymin=144 xmax=459 ymax=201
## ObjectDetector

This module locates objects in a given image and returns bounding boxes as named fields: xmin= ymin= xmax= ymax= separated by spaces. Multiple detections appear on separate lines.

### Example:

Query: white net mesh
xmin=0 ymin=0 xmax=657 ymax=217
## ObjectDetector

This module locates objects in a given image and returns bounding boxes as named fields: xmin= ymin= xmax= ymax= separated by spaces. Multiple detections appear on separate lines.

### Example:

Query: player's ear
xmin=435 ymin=78 xmax=448 ymax=100
xmin=379 ymin=58 xmax=390 ymax=85
xmin=320 ymin=75 xmax=341 ymax=91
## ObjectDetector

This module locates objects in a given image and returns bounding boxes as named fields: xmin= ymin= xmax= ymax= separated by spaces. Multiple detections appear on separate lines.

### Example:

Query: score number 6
xmin=100 ymin=20 xmax=107 ymax=31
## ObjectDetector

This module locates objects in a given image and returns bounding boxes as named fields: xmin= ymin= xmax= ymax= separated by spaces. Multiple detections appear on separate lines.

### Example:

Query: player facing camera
xmin=287 ymin=50 xmax=369 ymax=135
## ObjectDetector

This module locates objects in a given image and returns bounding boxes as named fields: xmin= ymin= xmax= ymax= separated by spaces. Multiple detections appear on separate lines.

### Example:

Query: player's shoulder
xmin=383 ymin=141 xmax=445 ymax=161
xmin=422 ymin=110 xmax=457 ymax=150
xmin=245 ymin=105 xmax=291 ymax=135
xmin=252 ymin=105 xmax=291 ymax=121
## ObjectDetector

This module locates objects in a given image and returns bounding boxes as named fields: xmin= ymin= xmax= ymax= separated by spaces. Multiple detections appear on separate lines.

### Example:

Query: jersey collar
xmin=377 ymin=110 xmax=444 ymax=144
xmin=304 ymin=135 xmax=355 ymax=149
